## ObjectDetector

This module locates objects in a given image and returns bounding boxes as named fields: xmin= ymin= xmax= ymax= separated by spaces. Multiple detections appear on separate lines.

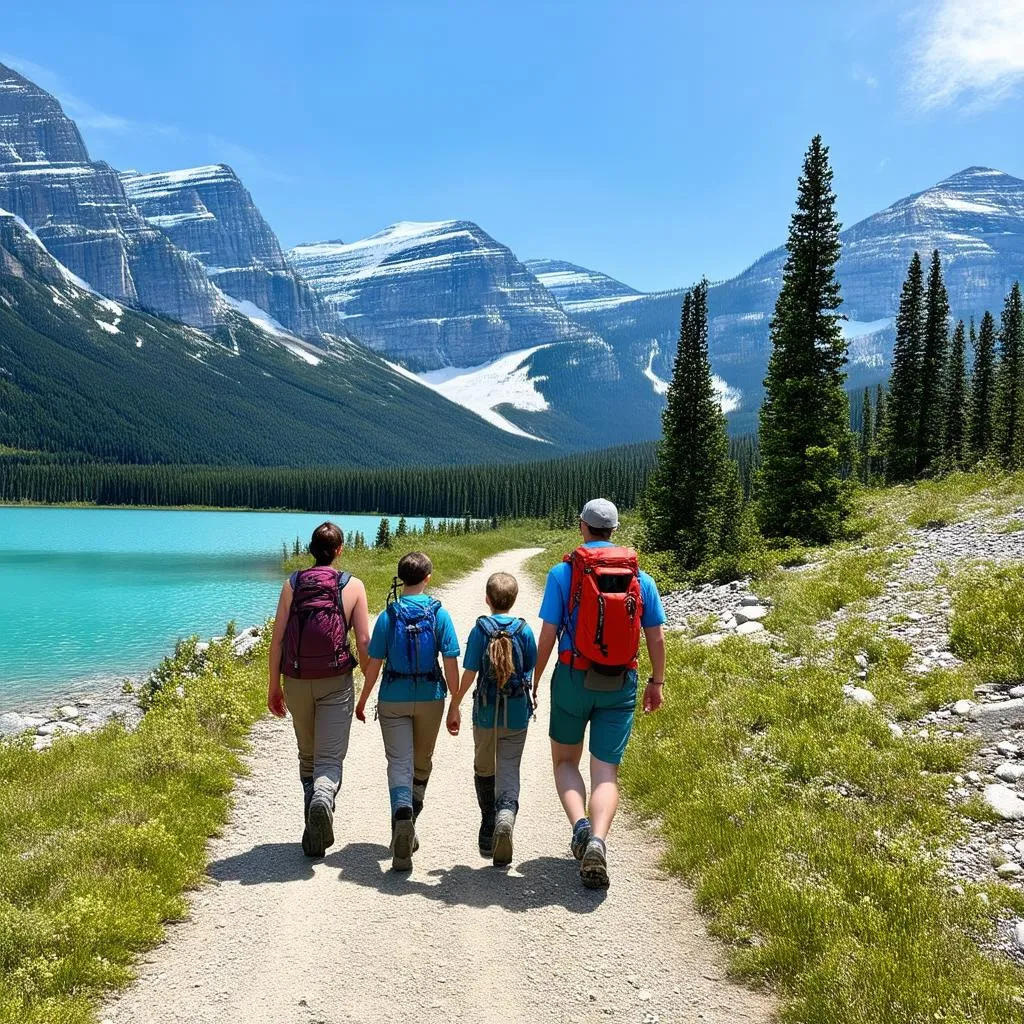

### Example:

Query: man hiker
xmin=268 ymin=522 xmax=371 ymax=858
xmin=533 ymin=499 xmax=666 ymax=889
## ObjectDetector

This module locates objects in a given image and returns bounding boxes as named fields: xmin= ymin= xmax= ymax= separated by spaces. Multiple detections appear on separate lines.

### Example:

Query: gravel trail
xmin=104 ymin=549 xmax=774 ymax=1024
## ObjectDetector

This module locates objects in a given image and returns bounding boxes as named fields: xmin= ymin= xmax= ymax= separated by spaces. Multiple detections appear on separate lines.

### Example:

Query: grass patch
xmin=622 ymin=634 xmax=1024 ymax=1024
xmin=950 ymin=561 xmax=1024 ymax=684
xmin=0 ymin=636 xmax=266 ymax=1024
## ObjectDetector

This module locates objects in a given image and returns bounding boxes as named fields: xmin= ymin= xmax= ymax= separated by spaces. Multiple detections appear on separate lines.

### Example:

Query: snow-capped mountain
xmin=523 ymin=258 xmax=642 ymax=313
xmin=0 ymin=63 xmax=223 ymax=328
xmin=572 ymin=166 xmax=1024 ymax=427
xmin=0 ymin=206 xmax=541 ymax=466
xmin=287 ymin=220 xmax=601 ymax=371
xmin=121 ymin=164 xmax=333 ymax=341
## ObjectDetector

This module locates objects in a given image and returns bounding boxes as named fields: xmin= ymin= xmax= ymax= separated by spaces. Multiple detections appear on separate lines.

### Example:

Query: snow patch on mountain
xmin=387 ymin=345 xmax=554 ymax=442
xmin=221 ymin=295 xmax=322 ymax=366
xmin=643 ymin=343 xmax=741 ymax=412
xmin=524 ymin=257 xmax=642 ymax=313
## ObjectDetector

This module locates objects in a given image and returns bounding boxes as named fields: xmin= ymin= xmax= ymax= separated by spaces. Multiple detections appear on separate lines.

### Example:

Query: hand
xmin=267 ymin=680 xmax=287 ymax=718
xmin=446 ymin=701 xmax=461 ymax=736
xmin=355 ymin=696 xmax=368 ymax=723
xmin=531 ymin=686 xmax=541 ymax=712
xmin=642 ymin=681 xmax=664 ymax=714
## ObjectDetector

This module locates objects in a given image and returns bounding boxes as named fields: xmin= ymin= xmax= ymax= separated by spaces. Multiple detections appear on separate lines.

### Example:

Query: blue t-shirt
xmin=369 ymin=594 xmax=461 ymax=702
xmin=539 ymin=541 xmax=666 ymax=655
xmin=464 ymin=614 xmax=538 ymax=731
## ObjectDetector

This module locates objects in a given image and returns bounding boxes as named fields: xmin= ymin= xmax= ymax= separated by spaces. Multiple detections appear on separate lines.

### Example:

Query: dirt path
xmin=104 ymin=549 xmax=775 ymax=1024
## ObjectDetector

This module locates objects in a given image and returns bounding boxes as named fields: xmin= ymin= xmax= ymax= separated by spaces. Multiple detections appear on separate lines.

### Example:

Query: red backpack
xmin=563 ymin=546 xmax=644 ymax=671
xmin=283 ymin=567 xmax=356 ymax=678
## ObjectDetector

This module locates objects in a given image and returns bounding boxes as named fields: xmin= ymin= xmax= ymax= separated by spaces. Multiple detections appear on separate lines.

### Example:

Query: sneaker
xmin=305 ymin=795 xmax=335 ymax=858
xmin=492 ymin=808 xmax=516 ymax=867
xmin=570 ymin=818 xmax=592 ymax=861
xmin=580 ymin=836 xmax=609 ymax=889
xmin=391 ymin=808 xmax=416 ymax=871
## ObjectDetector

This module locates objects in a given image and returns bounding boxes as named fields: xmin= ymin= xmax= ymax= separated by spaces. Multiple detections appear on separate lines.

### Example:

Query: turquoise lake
xmin=0 ymin=507 xmax=420 ymax=711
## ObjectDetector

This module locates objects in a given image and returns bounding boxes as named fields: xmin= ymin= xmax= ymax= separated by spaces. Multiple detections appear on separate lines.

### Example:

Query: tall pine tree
xmin=882 ymin=252 xmax=925 ymax=482
xmin=643 ymin=279 xmax=740 ymax=568
xmin=758 ymin=136 xmax=852 ymax=542
xmin=871 ymin=383 xmax=887 ymax=481
xmin=994 ymin=282 xmax=1024 ymax=468
xmin=916 ymin=249 xmax=950 ymax=474
xmin=859 ymin=387 xmax=873 ymax=482
xmin=968 ymin=313 xmax=997 ymax=463
xmin=943 ymin=319 xmax=968 ymax=468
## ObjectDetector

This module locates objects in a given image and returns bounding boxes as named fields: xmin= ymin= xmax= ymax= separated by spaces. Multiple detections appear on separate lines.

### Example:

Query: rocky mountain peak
xmin=0 ymin=62 xmax=90 ymax=165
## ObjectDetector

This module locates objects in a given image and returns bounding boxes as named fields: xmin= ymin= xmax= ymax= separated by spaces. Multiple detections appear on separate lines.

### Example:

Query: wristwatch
xmin=647 ymin=676 xmax=664 ymax=687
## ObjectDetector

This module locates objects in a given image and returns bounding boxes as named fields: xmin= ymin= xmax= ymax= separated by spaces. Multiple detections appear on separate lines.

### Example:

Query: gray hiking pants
xmin=474 ymin=723 xmax=527 ymax=811
xmin=284 ymin=673 xmax=354 ymax=803
xmin=377 ymin=700 xmax=445 ymax=816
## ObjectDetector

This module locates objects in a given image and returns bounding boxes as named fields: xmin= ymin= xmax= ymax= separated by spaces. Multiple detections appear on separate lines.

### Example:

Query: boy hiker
xmin=356 ymin=552 xmax=460 ymax=871
xmin=447 ymin=572 xmax=538 ymax=867
xmin=534 ymin=499 xmax=666 ymax=889
xmin=268 ymin=522 xmax=371 ymax=858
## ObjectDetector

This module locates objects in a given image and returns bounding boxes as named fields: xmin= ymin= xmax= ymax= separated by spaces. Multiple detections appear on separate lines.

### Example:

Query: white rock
xmin=996 ymin=740 xmax=1020 ymax=757
xmin=996 ymin=861 xmax=1023 ymax=878
xmin=0 ymin=712 xmax=27 ymax=736
xmin=1010 ymin=686 xmax=1024 ymax=699
xmin=984 ymin=784 xmax=1024 ymax=820
xmin=969 ymin=698 xmax=1024 ymax=724
xmin=854 ymin=653 xmax=869 ymax=670
xmin=734 ymin=605 xmax=768 ymax=625
xmin=32 ymin=736 xmax=52 ymax=751
xmin=195 ymin=641 xmax=210 ymax=655
xmin=740 ymin=596 xmax=760 ymax=606
xmin=232 ymin=635 xmax=260 ymax=657
xmin=57 ymin=705 xmax=80 ymax=720
xmin=36 ymin=722 xmax=62 ymax=736
xmin=995 ymin=763 xmax=1024 ymax=783
xmin=1015 ymin=919 xmax=1024 ymax=951
xmin=907 ymin=612 xmax=924 ymax=622
xmin=967 ymin=771 xmax=982 ymax=784
xmin=735 ymin=621 xmax=765 ymax=636
xmin=843 ymin=684 xmax=876 ymax=705
xmin=952 ymin=700 xmax=975 ymax=716
xmin=717 ymin=616 xmax=737 ymax=631
xmin=888 ymin=722 xmax=904 ymax=739
xmin=1016 ymin=840 xmax=1024 ymax=859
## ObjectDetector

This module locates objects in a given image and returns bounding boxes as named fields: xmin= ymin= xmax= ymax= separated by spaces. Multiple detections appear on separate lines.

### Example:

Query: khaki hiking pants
xmin=378 ymin=700 xmax=445 ymax=817
xmin=284 ymin=673 xmax=354 ymax=804
xmin=474 ymin=722 xmax=527 ymax=812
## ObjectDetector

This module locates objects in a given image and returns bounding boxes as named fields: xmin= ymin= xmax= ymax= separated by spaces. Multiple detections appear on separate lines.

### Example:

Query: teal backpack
xmin=382 ymin=597 xmax=443 ymax=683
xmin=476 ymin=616 xmax=533 ymax=708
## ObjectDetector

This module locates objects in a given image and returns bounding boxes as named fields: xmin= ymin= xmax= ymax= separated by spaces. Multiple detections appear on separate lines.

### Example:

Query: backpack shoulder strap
xmin=289 ymin=570 xmax=300 ymax=591
xmin=337 ymin=570 xmax=352 ymax=590
xmin=476 ymin=615 xmax=500 ymax=639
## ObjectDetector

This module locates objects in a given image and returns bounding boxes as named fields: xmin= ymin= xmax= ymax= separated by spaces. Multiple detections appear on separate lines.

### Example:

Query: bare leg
xmin=551 ymin=739 xmax=587 ymax=826
xmin=588 ymin=756 xmax=620 ymax=840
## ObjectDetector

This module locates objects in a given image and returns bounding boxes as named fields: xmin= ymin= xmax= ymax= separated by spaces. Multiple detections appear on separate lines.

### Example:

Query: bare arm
xmin=356 ymin=656 xmax=383 ymax=722
xmin=442 ymin=656 xmax=460 ymax=699
xmin=446 ymin=668 xmax=476 ymax=736
xmin=642 ymin=624 xmax=666 ymax=713
xmin=347 ymin=579 xmax=371 ymax=672
xmin=533 ymin=621 xmax=558 ymax=698
xmin=267 ymin=582 xmax=292 ymax=717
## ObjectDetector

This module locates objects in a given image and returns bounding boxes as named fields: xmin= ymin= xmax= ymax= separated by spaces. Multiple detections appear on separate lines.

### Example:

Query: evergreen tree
xmin=994 ymin=282 xmax=1024 ymax=468
xmin=643 ymin=281 xmax=741 ymax=567
xmin=943 ymin=319 xmax=968 ymax=468
xmin=395 ymin=515 xmax=408 ymax=540
xmin=859 ymin=387 xmax=873 ymax=482
xmin=374 ymin=517 xmax=392 ymax=549
xmin=916 ymin=250 xmax=950 ymax=474
xmin=871 ymin=384 xmax=887 ymax=482
xmin=882 ymin=253 xmax=925 ymax=482
xmin=423 ymin=517 xmax=434 ymax=535
xmin=968 ymin=313 xmax=997 ymax=463
xmin=758 ymin=136 xmax=852 ymax=542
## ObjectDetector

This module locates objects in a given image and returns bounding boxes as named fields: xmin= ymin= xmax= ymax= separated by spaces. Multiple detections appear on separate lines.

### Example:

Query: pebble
xmin=854 ymin=653 xmax=869 ymax=670
xmin=843 ymin=685 xmax=876 ymax=705
xmin=996 ymin=862 xmax=1023 ymax=878
xmin=888 ymin=722 xmax=904 ymax=739
xmin=984 ymin=784 xmax=1024 ymax=821
xmin=952 ymin=700 xmax=975 ymax=716
xmin=967 ymin=771 xmax=982 ymax=784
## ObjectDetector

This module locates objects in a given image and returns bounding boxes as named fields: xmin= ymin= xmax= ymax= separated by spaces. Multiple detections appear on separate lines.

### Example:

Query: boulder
xmin=0 ymin=712 xmax=26 ymax=736
xmin=994 ymin=763 xmax=1024 ymax=783
xmin=843 ymin=684 xmax=876 ymax=705
xmin=734 ymin=605 xmax=768 ymax=625
xmin=996 ymin=861 xmax=1023 ymax=878
xmin=735 ymin=621 xmax=765 ymax=636
xmin=888 ymin=722 xmax=905 ymax=739
xmin=854 ymin=653 xmax=869 ymax=670
xmin=968 ymin=698 xmax=1024 ymax=725
xmin=1015 ymin=919 xmax=1024 ymax=951
xmin=952 ymin=699 xmax=974 ymax=716
xmin=996 ymin=740 xmax=1020 ymax=757
xmin=983 ymin=784 xmax=1024 ymax=820
xmin=57 ymin=705 xmax=80 ymax=720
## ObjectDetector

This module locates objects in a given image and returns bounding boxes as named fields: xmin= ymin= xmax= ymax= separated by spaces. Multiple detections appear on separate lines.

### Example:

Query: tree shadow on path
xmin=326 ymin=841 xmax=606 ymax=913
xmin=207 ymin=842 xmax=316 ymax=885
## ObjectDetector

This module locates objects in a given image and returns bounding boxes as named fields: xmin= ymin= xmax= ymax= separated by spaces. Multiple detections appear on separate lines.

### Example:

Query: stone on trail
xmin=1015 ymin=920 xmax=1024 ymax=951
xmin=994 ymin=763 xmax=1024 ymax=783
xmin=843 ymin=684 xmax=876 ymax=705
xmin=57 ymin=705 xmax=80 ymax=720
xmin=996 ymin=861 xmax=1023 ymax=878
xmin=996 ymin=740 xmax=1020 ymax=757
xmin=968 ymin=698 xmax=1024 ymax=725
xmin=734 ymin=605 xmax=768 ymax=625
xmin=1010 ymin=685 xmax=1024 ymax=699
xmin=735 ymin=621 xmax=765 ymax=636
xmin=983 ymin=784 xmax=1024 ymax=821
xmin=952 ymin=699 xmax=975 ymax=716
xmin=740 ymin=595 xmax=760 ymax=606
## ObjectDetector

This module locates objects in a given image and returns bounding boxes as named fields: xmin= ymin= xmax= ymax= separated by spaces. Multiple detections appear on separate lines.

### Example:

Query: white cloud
xmin=909 ymin=0 xmax=1024 ymax=110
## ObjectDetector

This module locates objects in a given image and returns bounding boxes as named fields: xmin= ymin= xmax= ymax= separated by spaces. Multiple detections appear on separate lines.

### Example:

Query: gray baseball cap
xmin=580 ymin=498 xmax=619 ymax=529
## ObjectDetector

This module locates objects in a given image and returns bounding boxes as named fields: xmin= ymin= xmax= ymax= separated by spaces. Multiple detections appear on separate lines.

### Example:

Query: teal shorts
xmin=548 ymin=663 xmax=638 ymax=766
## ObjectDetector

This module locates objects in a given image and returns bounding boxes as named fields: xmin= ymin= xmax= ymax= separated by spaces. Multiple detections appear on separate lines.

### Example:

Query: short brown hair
xmin=486 ymin=572 xmax=518 ymax=612
xmin=309 ymin=521 xmax=343 ymax=565
xmin=398 ymin=551 xmax=433 ymax=585
xmin=586 ymin=525 xmax=615 ymax=541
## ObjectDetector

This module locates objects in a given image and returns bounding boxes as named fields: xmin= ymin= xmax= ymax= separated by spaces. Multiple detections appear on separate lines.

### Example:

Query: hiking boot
xmin=474 ymin=774 xmax=496 ymax=858
xmin=412 ymin=776 xmax=429 ymax=822
xmin=391 ymin=806 xmax=416 ymax=871
xmin=492 ymin=807 xmax=516 ymax=867
xmin=570 ymin=818 xmax=592 ymax=861
xmin=305 ymin=794 xmax=335 ymax=858
xmin=580 ymin=836 xmax=610 ymax=889
xmin=300 ymin=777 xmax=315 ymax=857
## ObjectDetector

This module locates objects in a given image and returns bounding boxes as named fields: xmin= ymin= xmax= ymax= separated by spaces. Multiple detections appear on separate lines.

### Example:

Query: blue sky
xmin=4 ymin=0 xmax=1024 ymax=291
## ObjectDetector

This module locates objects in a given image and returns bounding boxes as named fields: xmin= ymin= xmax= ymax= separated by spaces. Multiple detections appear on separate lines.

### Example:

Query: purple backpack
xmin=283 ymin=567 xmax=356 ymax=679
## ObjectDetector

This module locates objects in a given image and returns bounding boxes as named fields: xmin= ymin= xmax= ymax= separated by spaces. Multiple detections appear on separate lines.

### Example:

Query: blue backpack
xmin=382 ymin=598 xmax=443 ymax=683
xmin=476 ymin=616 xmax=533 ymax=707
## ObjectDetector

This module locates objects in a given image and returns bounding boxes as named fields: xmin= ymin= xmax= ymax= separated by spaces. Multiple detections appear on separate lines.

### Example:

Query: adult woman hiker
xmin=268 ymin=521 xmax=371 ymax=858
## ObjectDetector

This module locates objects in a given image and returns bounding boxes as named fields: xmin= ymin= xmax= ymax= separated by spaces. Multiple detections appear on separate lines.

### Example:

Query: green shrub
xmin=950 ymin=562 xmax=1024 ymax=682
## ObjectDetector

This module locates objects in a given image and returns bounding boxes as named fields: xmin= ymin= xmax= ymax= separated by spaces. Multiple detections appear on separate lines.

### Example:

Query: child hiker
xmin=447 ymin=572 xmax=537 ymax=867
xmin=356 ymin=552 xmax=460 ymax=871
